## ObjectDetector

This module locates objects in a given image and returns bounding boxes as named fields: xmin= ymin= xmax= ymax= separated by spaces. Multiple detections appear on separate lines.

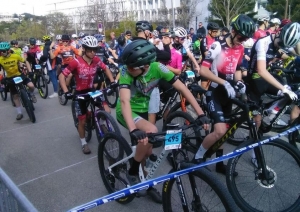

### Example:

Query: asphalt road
xmin=0 ymin=86 xmax=299 ymax=212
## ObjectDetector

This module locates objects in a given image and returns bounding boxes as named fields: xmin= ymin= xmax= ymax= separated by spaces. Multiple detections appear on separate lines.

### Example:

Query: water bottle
xmin=145 ymin=154 xmax=157 ymax=172
xmin=268 ymin=106 xmax=280 ymax=120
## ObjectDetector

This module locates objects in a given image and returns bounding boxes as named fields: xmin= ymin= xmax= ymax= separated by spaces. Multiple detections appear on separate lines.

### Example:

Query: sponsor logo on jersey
xmin=159 ymin=63 xmax=170 ymax=73
xmin=205 ymin=51 xmax=212 ymax=59
xmin=211 ymin=43 xmax=217 ymax=50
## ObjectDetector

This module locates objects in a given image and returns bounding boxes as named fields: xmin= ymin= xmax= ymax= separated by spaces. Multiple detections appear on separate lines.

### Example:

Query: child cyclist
xmin=116 ymin=39 xmax=210 ymax=202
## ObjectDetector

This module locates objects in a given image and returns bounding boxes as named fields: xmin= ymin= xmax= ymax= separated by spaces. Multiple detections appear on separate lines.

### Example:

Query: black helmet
xmin=197 ymin=33 xmax=205 ymax=39
xmin=221 ymin=27 xmax=229 ymax=33
xmin=121 ymin=40 xmax=156 ymax=67
xmin=207 ymin=22 xmax=220 ymax=30
xmin=29 ymin=38 xmax=36 ymax=45
xmin=231 ymin=14 xmax=255 ymax=38
xmin=117 ymin=35 xmax=126 ymax=47
xmin=61 ymin=34 xmax=70 ymax=41
xmin=10 ymin=40 xmax=18 ymax=45
xmin=136 ymin=21 xmax=153 ymax=32
xmin=94 ymin=34 xmax=103 ymax=42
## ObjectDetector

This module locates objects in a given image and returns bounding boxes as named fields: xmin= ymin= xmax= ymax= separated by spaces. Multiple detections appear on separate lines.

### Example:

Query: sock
xmin=128 ymin=158 xmax=140 ymax=176
xmin=195 ymin=144 xmax=207 ymax=159
xmin=16 ymin=107 xmax=22 ymax=114
xmin=80 ymin=138 xmax=87 ymax=146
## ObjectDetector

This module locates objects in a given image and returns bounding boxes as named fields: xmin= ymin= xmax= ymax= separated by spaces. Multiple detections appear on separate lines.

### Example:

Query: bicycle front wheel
xmin=98 ymin=133 xmax=134 ymax=204
xmin=226 ymin=138 xmax=300 ymax=212
xmin=20 ymin=89 xmax=36 ymax=123
xmin=162 ymin=165 xmax=237 ymax=212
xmin=37 ymin=75 xmax=48 ymax=99
xmin=58 ymin=83 xmax=68 ymax=105
xmin=104 ymin=88 xmax=119 ymax=108
xmin=0 ymin=84 xmax=7 ymax=101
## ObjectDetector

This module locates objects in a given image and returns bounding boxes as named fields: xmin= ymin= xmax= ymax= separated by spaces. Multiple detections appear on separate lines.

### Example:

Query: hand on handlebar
xmin=130 ymin=129 xmax=148 ymax=145
xmin=223 ymin=81 xmax=236 ymax=99
xmin=64 ymin=91 xmax=73 ymax=99
xmin=234 ymin=80 xmax=246 ymax=94
xmin=194 ymin=114 xmax=210 ymax=131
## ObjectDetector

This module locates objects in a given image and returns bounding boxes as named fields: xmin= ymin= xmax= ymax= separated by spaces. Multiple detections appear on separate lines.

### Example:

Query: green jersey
xmin=117 ymin=62 xmax=176 ymax=113
xmin=11 ymin=47 xmax=22 ymax=57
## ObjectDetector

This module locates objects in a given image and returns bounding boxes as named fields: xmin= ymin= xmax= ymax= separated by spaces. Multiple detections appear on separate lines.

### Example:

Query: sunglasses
xmin=85 ymin=48 xmax=98 ymax=53
xmin=179 ymin=37 xmax=185 ymax=41
xmin=62 ymin=40 xmax=69 ymax=42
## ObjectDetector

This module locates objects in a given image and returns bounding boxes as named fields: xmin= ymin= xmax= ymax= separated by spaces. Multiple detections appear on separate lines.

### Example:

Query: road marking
xmin=0 ymin=115 xmax=70 ymax=134
xmin=18 ymin=156 xmax=97 ymax=187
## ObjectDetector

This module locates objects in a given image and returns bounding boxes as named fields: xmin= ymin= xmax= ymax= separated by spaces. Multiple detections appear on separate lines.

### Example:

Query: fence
xmin=0 ymin=168 xmax=38 ymax=212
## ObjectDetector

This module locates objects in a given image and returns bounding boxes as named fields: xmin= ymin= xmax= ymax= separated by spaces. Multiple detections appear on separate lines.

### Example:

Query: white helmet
xmin=81 ymin=36 xmax=98 ymax=48
xmin=72 ymin=34 xmax=78 ymax=38
xmin=257 ymin=15 xmax=270 ymax=22
xmin=270 ymin=18 xmax=281 ymax=25
xmin=56 ymin=34 xmax=62 ymax=40
xmin=36 ymin=40 xmax=42 ymax=45
xmin=280 ymin=22 xmax=300 ymax=48
xmin=173 ymin=27 xmax=187 ymax=38
xmin=152 ymin=30 xmax=159 ymax=37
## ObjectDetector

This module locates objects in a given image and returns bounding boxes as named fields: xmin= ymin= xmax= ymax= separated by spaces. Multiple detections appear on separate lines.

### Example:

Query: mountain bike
xmin=6 ymin=76 xmax=36 ymax=123
xmin=0 ymin=71 xmax=8 ymax=101
xmin=32 ymin=64 xmax=48 ymax=99
xmin=71 ymin=88 xmax=121 ymax=143
xmin=98 ymin=122 xmax=237 ymax=211
xmin=58 ymin=77 xmax=76 ymax=105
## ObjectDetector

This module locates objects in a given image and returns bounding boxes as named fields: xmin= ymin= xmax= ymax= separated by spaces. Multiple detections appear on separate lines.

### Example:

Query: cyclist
xmin=267 ymin=18 xmax=281 ymax=34
xmin=116 ymin=39 xmax=209 ymax=201
xmin=253 ymin=15 xmax=270 ymax=40
xmin=71 ymin=34 xmax=80 ymax=49
xmin=193 ymin=33 xmax=204 ymax=61
xmin=199 ymin=22 xmax=220 ymax=89
xmin=10 ymin=40 xmax=22 ymax=57
xmin=196 ymin=14 xmax=256 ymax=175
xmin=58 ymin=36 xmax=117 ymax=154
xmin=50 ymin=34 xmax=82 ymax=87
xmin=0 ymin=42 xmax=35 ymax=120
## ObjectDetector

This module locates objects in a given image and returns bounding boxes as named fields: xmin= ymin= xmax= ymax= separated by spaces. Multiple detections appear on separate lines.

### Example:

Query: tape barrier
xmin=68 ymin=125 xmax=300 ymax=212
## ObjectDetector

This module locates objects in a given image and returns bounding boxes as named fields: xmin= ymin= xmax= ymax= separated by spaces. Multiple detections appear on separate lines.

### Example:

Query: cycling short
xmin=74 ymin=89 xmax=94 ymax=120
xmin=247 ymin=75 xmax=282 ymax=105
xmin=7 ymin=74 xmax=31 ymax=95
xmin=149 ymin=87 xmax=160 ymax=114
xmin=206 ymin=84 xmax=232 ymax=124
xmin=116 ymin=103 xmax=148 ymax=128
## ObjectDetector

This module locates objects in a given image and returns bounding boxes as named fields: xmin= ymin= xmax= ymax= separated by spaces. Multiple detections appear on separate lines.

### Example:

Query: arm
xmin=119 ymin=88 xmax=136 ymax=131
xmin=50 ymin=48 xmax=58 ymax=59
xmin=99 ymin=60 xmax=114 ymax=83
xmin=58 ymin=72 xmax=69 ymax=93
xmin=257 ymin=60 xmax=284 ymax=90
xmin=166 ymin=65 xmax=181 ymax=75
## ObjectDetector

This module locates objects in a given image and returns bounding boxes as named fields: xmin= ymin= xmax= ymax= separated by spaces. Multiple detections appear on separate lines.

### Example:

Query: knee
xmin=213 ymin=126 xmax=227 ymax=140
xmin=147 ymin=124 xmax=158 ymax=133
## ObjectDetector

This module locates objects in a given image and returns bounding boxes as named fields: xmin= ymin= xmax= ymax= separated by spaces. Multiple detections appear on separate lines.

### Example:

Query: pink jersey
xmin=168 ymin=48 xmax=182 ymax=70
xmin=253 ymin=29 xmax=267 ymax=41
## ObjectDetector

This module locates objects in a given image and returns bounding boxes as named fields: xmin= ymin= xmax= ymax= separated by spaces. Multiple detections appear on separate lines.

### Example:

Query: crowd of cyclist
xmin=1 ymin=13 xmax=300 ymax=204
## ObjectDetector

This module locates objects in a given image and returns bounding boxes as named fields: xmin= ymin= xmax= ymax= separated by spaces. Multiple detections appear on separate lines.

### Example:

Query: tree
xmin=176 ymin=0 xmax=202 ymax=28
xmin=45 ymin=12 xmax=72 ymax=35
xmin=266 ymin=0 xmax=300 ymax=21
xmin=207 ymin=0 xmax=257 ymax=28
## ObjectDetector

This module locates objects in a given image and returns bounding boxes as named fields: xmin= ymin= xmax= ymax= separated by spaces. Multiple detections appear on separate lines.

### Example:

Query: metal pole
xmin=196 ymin=16 xmax=197 ymax=31
xmin=171 ymin=0 xmax=175 ymax=29
xmin=289 ymin=4 xmax=291 ymax=19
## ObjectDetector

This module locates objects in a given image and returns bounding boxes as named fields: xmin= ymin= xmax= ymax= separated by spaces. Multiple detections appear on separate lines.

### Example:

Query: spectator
xmin=197 ymin=22 xmax=206 ymax=35
xmin=109 ymin=31 xmax=116 ymax=49
xmin=125 ymin=30 xmax=132 ymax=44
xmin=221 ymin=27 xmax=229 ymax=36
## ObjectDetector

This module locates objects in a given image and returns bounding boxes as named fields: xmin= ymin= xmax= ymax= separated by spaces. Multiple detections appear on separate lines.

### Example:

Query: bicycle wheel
xmin=71 ymin=101 xmax=92 ymax=142
xmin=98 ymin=133 xmax=134 ymax=204
xmin=96 ymin=110 xmax=121 ymax=143
xmin=104 ymin=88 xmax=119 ymax=108
xmin=58 ymin=83 xmax=68 ymax=105
xmin=37 ymin=75 xmax=48 ymax=99
xmin=288 ymin=118 xmax=300 ymax=151
xmin=162 ymin=165 xmax=237 ymax=212
xmin=43 ymin=67 xmax=50 ymax=84
xmin=227 ymin=122 xmax=250 ymax=146
xmin=0 ymin=84 xmax=7 ymax=101
xmin=163 ymin=111 xmax=202 ymax=161
xmin=20 ymin=89 xmax=36 ymax=123
xmin=226 ymin=138 xmax=300 ymax=212
xmin=168 ymin=99 xmax=203 ymax=120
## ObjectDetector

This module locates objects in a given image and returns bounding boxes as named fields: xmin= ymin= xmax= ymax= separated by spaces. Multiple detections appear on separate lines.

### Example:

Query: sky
xmin=0 ymin=0 xmax=86 ymax=16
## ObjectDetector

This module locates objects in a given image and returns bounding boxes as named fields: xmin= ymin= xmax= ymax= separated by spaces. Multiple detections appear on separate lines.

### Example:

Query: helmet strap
xmin=230 ymin=34 xmax=237 ymax=46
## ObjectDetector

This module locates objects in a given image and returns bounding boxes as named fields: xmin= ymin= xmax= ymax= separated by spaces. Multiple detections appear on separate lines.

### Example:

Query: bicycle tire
xmin=0 ymin=83 xmax=7 ymax=101
xmin=95 ymin=110 xmax=122 ymax=143
xmin=226 ymin=138 xmax=300 ymax=212
xmin=71 ymin=101 xmax=92 ymax=142
xmin=288 ymin=118 xmax=300 ymax=151
xmin=37 ymin=75 xmax=48 ymax=99
xmin=98 ymin=133 xmax=134 ymax=204
xmin=20 ymin=89 xmax=36 ymax=123
xmin=10 ymin=92 xmax=15 ymax=107
xmin=163 ymin=111 xmax=202 ymax=161
xmin=104 ymin=87 xmax=119 ymax=108
xmin=58 ymin=83 xmax=68 ymax=105
xmin=162 ymin=166 xmax=238 ymax=212
xmin=43 ymin=67 xmax=51 ymax=84
xmin=168 ymin=99 xmax=202 ymax=120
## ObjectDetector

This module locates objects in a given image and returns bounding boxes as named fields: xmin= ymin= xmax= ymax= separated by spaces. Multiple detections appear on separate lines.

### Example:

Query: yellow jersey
xmin=0 ymin=53 xmax=25 ymax=78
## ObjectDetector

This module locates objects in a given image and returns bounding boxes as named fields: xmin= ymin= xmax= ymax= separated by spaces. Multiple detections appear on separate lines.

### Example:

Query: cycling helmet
xmin=121 ymin=39 xmax=156 ymax=67
xmin=10 ymin=40 xmax=18 ymax=45
xmin=56 ymin=34 xmax=62 ymax=40
xmin=36 ymin=40 xmax=42 ymax=45
xmin=152 ymin=30 xmax=159 ymax=37
xmin=117 ymin=35 xmax=126 ymax=47
xmin=42 ymin=35 xmax=50 ymax=41
xmin=257 ymin=15 xmax=270 ymax=22
xmin=71 ymin=34 xmax=78 ymax=38
xmin=280 ymin=19 xmax=292 ymax=28
xmin=0 ymin=42 xmax=11 ymax=51
xmin=78 ymin=32 xmax=87 ymax=38
xmin=173 ymin=27 xmax=187 ymax=38
xmin=221 ymin=27 xmax=229 ymax=33
xmin=61 ymin=34 xmax=70 ymax=41
xmin=94 ymin=34 xmax=103 ymax=42
xmin=197 ymin=33 xmax=205 ymax=39
xmin=81 ymin=36 xmax=98 ymax=48
xmin=280 ymin=22 xmax=300 ymax=48
xmin=29 ymin=38 xmax=36 ymax=45
xmin=207 ymin=22 xmax=220 ymax=30
xmin=136 ymin=21 xmax=153 ymax=31
xmin=231 ymin=14 xmax=255 ymax=38
xmin=270 ymin=18 xmax=281 ymax=25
